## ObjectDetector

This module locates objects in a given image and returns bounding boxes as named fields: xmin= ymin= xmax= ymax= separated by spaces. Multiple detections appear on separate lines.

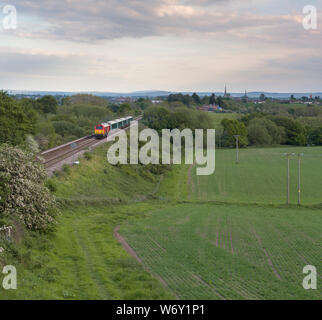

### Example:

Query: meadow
xmin=120 ymin=203 xmax=322 ymax=300
xmin=120 ymin=145 xmax=322 ymax=299
xmin=208 ymin=113 xmax=240 ymax=132
xmin=1 ymin=143 xmax=321 ymax=300
xmin=188 ymin=146 xmax=322 ymax=205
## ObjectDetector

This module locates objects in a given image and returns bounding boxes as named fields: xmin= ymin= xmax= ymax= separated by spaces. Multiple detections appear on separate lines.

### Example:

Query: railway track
xmin=39 ymin=135 xmax=98 ymax=169
xmin=38 ymin=116 xmax=142 ymax=170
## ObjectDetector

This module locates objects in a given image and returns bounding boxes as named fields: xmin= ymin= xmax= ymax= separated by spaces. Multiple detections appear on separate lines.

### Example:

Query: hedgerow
xmin=0 ymin=144 xmax=58 ymax=231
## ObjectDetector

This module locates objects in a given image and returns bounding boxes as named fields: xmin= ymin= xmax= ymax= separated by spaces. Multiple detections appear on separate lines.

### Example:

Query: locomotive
xmin=94 ymin=116 xmax=133 ymax=138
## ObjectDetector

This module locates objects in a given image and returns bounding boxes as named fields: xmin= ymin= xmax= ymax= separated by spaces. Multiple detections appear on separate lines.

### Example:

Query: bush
xmin=0 ymin=92 xmax=37 ymax=146
xmin=84 ymin=152 xmax=92 ymax=160
xmin=62 ymin=164 xmax=71 ymax=174
xmin=247 ymin=118 xmax=285 ymax=146
xmin=0 ymin=145 xmax=57 ymax=231
xmin=221 ymin=119 xmax=248 ymax=147
xmin=45 ymin=179 xmax=57 ymax=193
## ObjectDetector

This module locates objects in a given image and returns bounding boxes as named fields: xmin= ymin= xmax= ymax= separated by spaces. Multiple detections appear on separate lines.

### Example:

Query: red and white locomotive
xmin=94 ymin=116 xmax=133 ymax=138
xmin=94 ymin=122 xmax=110 ymax=138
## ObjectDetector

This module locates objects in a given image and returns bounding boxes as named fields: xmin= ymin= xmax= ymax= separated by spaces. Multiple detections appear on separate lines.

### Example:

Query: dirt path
xmin=114 ymin=225 xmax=180 ymax=299
xmin=114 ymin=226 xmax=144 ymax=265
xmin=187 ymin=162 xmax=196 ymax=196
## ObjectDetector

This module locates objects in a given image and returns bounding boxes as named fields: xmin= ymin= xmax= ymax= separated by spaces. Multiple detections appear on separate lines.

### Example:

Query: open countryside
xmin=1 ymin=0 xmax=322 ymax=303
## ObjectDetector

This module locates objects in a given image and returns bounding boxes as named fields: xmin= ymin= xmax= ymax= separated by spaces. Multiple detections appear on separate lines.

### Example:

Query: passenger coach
xmin=94 ymin=116 xmax=133 ymax=138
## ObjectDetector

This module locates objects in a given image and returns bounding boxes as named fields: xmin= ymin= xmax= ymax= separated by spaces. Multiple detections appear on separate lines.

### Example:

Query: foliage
xmin=167 ymin=93 xmax=195 ymax=107
xmin=143 ymin=105 xmax=212 ymax=133
xmin=84 ymin=151 xmax=92 ymax=160
xmin=135 ymin=98 xmax=151 ymax=110
xmin=0 ymin=144 xmax=57 ymax=231
xmin=118 ymin=102 xmax=132 ymax=116
xmin=36 ymin=95 xmax=58 ymax=114
xmin=0 ymin=91 xmax=37 ymax=146
xmin=247 ymin=118 xmax=285 ymax=146
xmin=62 ymin=94 xmax=108 ymax=107
xmin=269 ymin=116 xmax=307 ymax=146
xmin=221 ymin=119 xmax=248 ymax=147
xmin=24 ymin=134 xmax=40 ymax=154
xmin=310 ymin=127 xmax=322 ymax=145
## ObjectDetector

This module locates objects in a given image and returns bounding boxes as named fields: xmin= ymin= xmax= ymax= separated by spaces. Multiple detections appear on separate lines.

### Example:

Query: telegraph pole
xmin=234 ymin=135 xmax=240 ymax=164
xmin=298 ymin=153 xmax=304 ymax=206
xmin=284 ymin=153 xmax=295 ymax=205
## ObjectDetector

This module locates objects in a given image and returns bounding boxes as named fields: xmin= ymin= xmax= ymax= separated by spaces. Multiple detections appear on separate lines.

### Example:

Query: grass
xmin=120 ymin=203 xmax=322 ymax=300
xmin=0 ymin=143 xmax=173 ymax=300
xmin=1 ymin=140 xmax=321 ymax=300
xmin=188 ymin=146 xmax=322 ymax=205
xmin=207 ymin=113 xmax=240 ymax=132
xmin=52 ymin=143 xmax=158 ymax=202
xmin=119 ymin=145 xmax=322 ymax=300
xmin=0 ymin=205 xmax=174 ymax=300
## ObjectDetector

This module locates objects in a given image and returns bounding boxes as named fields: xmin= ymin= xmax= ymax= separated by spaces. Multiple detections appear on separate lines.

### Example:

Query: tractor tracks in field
xmin=73 ymin=225 xmax=112 ymax=299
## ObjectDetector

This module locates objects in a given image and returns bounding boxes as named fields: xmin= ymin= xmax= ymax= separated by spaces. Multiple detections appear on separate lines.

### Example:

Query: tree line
xmin=220 ymin=114 xmax=322 ymax=148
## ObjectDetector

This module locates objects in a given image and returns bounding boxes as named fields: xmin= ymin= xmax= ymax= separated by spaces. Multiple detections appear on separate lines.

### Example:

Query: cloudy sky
xmin=0 ymin=0 xmax=321 ymax=92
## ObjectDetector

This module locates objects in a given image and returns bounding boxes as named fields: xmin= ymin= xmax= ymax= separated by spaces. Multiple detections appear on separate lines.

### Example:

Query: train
xmin=94 ymin=116 xmax=133 ymax=138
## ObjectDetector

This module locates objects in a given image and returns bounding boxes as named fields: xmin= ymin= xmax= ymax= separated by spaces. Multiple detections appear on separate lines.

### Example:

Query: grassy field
xmin=1 ymin=142 xmax=321 ymax=300
xmin=120 ymin=203 xmax=322 ymax=299
xmin=1 ymin=203 xmax=174 ymax=300
xmin=0 ymin=144 xmax=173 ymax=300
xmin=208 ymin=113 xmax=239 ymax=132
xmin=119 ymin=145 xmax=322 ymax=299
xmin=187 ymin=146 xmax=322 ymax=205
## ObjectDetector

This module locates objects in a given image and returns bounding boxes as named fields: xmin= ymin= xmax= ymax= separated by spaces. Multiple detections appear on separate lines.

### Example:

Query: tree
xmin=37 ymin=95 xmax=58 ymax=114
xmin=217 ymin=96 xmax=226 ymax=109
xmin=136 ymin=98 xmax=150 ymax=110
xmin=270 ymin=116 xmax=306 ymax=145
xmin=0 ymin=144 xmax=57 ymax=231
xmin=248 ymin=123 xmax=272 ymax=145
xmin=0 ymin=91 xmax=37 ymax=146
xmin=259 ymin=93 xmax=266 ymax=101
xmin=118 ymin=102 xmax=132 ymax=116
xmin=310 ymin=127 xmax=322 ymax=145
xmin=221 ymin=119 xmax=248 ymax=147
xmin=209 ymin=94 xmax=216 ymax=105
xmin=143 ymin=106 xmax=173 ymax=133
xmin=247 ymin=118 xmax=285 ymax=146
xmin=192 ymin=93 xmax=201 ymax=105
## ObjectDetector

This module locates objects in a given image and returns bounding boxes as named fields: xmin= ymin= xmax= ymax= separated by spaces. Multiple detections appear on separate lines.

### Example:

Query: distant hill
xmin=4 ymin=89 xmax=322 ymax=99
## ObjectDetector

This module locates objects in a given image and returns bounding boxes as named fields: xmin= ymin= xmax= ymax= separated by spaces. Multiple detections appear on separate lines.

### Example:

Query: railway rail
xmin=38 ymin=116 xmax=142 ymax=170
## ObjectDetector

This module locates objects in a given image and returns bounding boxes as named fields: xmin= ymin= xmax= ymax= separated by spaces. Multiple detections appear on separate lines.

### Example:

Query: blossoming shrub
xmin=0 ymin=144 xmax=57 ymax=231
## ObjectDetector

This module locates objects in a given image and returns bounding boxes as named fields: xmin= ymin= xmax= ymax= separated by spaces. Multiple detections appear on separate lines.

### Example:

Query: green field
xmin=119 ymin=146 xmax=322 ymax=299
xmin=189 ymin=146 xmax=322 ymax=205
xmin=1 ymin=144 xmax=321 ymax=300
xmin=120 ymin=203 xmax=322 ymax=299
xmin=208 ymin=113 xmax=240 ymax=132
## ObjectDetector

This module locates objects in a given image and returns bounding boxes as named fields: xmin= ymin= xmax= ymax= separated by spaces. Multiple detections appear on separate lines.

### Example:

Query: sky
xmin=0 ymin=0 xmax=322 ymax=93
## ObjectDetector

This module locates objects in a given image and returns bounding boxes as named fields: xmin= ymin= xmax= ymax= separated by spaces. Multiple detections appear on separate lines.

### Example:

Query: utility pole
xmin=298 ymin=153 xmax=304 ymax=206
xmin=234 ymin=135 xmax=240 ymax=164
xmin=284 ymin=153 xmax=295 ymax=205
